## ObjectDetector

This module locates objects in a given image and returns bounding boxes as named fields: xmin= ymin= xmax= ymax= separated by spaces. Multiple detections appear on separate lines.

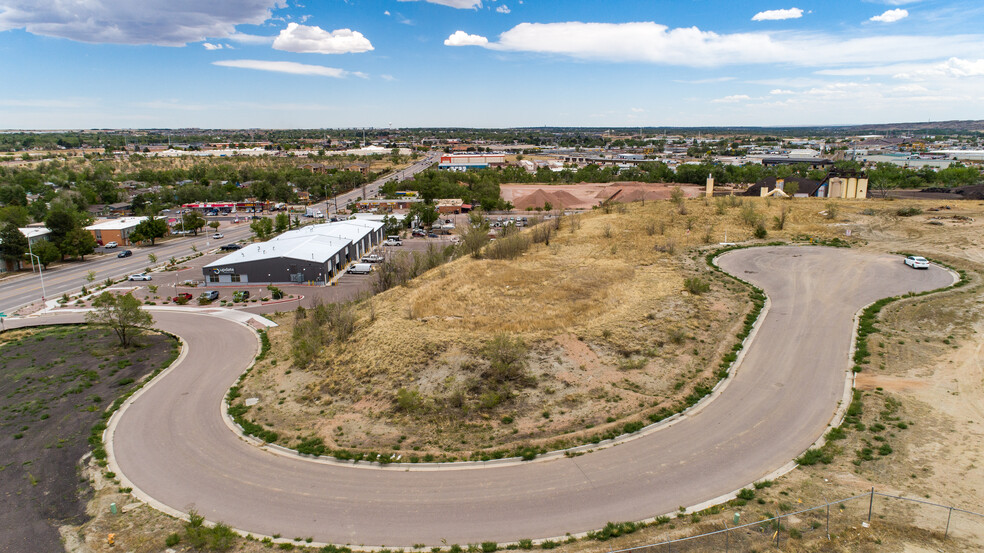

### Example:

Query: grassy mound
xmin=238 ymin=197 xmax=873 ymax=460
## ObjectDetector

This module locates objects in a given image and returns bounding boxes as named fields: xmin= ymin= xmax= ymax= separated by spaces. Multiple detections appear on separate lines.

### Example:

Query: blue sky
xmin=1 ymin=0 xmax=982 ymax=129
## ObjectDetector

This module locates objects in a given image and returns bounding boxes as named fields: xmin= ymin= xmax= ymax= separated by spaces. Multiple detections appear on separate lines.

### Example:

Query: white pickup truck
xmin=361 ymin=254 xmax=385 ymax=263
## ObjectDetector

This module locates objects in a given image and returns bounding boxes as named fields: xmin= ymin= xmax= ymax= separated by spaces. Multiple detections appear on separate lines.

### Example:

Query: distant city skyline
xmin=1 ymin=0 xmax=982 ymax=129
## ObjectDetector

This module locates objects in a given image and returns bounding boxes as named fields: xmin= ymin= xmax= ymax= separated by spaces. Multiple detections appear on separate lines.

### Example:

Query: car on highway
xmin=201 ymin=290 xmax=219 ymax=301
xmin=172 ymin=293 xmax=193 ymax=303
xmin=904 ymin=255 xmax=930 ymax=269
xmin=104 ymin=241 xmax=118 ymax=249
xmin=128 ymin=273 xmax=152 ymax=281
xmin=220 ymin=243 xmax=242 ymax=251
xmin=212 ymin=233 xmax=224 ymax=239
xmin=117 ymin=249 xmax=132 ymax=258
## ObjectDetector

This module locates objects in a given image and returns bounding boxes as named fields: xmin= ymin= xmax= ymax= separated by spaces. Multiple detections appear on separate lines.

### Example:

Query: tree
xmin=183 ymin=211 xmax=206 ymax=235
xmin=0 ymin=205 xmax=30 ymax=227
xmin=408 ymin=202 xmax=438 ymax=228
xmin=86 ymin=292 xmax=153 ymax=348
xmin=130 ymin=217 xmax=168 ymax=245
xmin=31 ymin=240 xmax=60 ymax=269
xmin=250 ymin=217 xmax=273 ymax=240
xmin=275 ymin=212 xmax=289 ymax=233
xmin=61 ymin=227 xmax=96 ymax=260
xmin=0 ymin=222 xmax=28 ymax=269
xmin=45 ymin=207 xmax=77 ymax=255
xmin=208 ymin=221 xmax=220 ymax=231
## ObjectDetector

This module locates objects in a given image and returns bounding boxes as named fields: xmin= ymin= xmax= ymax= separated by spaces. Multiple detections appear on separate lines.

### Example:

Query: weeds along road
xmin=9 ymin=247 xmax=955 ymax=546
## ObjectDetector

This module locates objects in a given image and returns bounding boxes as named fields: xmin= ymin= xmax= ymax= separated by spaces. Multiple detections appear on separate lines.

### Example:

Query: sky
xmin=1 ymin=0 xmax=983 ymax=129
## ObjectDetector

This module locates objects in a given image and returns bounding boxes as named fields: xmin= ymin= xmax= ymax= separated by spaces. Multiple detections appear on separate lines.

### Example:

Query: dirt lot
xmin=500 ymin=182 xmax=704 ymax=210
xmin=237 ymin=196 xmax=878 ymax=461
xmin=0 ymin=325 xmax=178 ymax=553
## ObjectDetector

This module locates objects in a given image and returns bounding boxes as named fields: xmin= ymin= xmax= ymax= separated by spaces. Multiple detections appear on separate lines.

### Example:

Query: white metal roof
xmin=19 ymin=227 xmax=51 ymax=239
xmin=85 ymin=216 xmax=149 ymax=231
xmin=204 ymin=220 xmax=383 ymax=268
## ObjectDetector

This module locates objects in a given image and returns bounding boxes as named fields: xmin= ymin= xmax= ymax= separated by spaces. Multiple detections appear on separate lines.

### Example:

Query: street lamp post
xmin=27 ymin=252 xmax=46 ymax=308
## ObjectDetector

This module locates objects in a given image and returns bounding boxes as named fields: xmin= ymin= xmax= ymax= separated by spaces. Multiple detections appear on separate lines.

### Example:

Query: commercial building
xmin=85 ymin=217 xmax=152 ymax=246
xmin=438 ymin=153 xmax=506 ymax=171
xmin=354 ymin=198 xmax=423 ymax=212
xmin=202 ymin=220 xmax=384 ymax=285
xmin=435 ymin=198 xmax=466 ymax=214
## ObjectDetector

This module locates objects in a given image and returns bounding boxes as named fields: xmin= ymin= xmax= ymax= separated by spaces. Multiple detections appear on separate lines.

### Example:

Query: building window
xmin=208 ymin=275 xmax=219 ymax=283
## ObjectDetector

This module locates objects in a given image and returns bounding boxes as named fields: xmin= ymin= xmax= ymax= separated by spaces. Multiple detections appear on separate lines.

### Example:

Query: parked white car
xmin=361 ymin=254 xmax=385 ymax=263
xmin=104 ymin=241 xmax=118 ymax=248
xmin=903 ymin=255 xmax=929 ymax=269
xmin=383 ymin=239 xmax=402 ymax=246
xmin=128 ymin=273 xmax=152 ymax=281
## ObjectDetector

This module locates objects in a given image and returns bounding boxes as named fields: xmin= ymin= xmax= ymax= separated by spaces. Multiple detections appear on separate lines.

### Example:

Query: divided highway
xmin=5 ymin=247 xmax=955 ymax=546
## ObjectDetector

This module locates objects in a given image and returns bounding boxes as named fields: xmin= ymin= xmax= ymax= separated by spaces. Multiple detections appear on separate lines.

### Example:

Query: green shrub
xmin=736 ymin=488 xmax=755 ymax=500
xmin=165 ymin=533 xmax=181 ymax=547
xmin=896 ymin=207 xmax=922 ymax=217
xmin=683 ymin=277 xmax=710 ymax=295
xmin=481 ymin=542 xmax=498 ymax=553
xmin=797 ymin=447 xmax=834 ymax=465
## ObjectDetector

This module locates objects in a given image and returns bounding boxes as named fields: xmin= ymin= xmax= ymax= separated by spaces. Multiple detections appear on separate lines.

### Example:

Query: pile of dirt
xmin=512 ymin=188 xmax=584 ymax=210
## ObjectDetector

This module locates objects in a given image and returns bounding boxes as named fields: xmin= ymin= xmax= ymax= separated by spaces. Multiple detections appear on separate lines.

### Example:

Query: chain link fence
xmin=608 ymin=489 xmax=983 ymax=553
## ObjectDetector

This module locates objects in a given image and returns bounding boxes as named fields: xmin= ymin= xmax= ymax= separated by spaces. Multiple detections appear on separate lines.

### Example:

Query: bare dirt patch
xmin=0 ymin=325 xmax=178 ymax=553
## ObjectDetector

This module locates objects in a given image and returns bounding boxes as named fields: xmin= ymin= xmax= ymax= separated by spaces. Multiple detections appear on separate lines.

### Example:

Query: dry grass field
xmin=70 ymin=195 xmax=984 ymax=552
xmin=241 ymin=195 xmax=890 ymax=460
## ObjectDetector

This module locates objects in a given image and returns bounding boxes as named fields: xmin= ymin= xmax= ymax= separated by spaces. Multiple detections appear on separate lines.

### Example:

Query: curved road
xmin=6 ymin=247 xmax=954 ymax=546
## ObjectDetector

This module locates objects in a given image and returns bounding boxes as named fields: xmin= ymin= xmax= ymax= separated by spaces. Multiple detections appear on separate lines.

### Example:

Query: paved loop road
xmin=26 ymin=247 xmax=957 ymax=546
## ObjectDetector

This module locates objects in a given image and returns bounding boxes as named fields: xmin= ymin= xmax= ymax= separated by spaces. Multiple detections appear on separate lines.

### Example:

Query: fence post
xmin=776 ymin=510 xmax=781 ymax=548
xmin=867 ymin=487 xmax=874 ymax=522
xmin=723 ymin=522 xmax=729 ymax=553
xmin=944 ymin=507 xmax=953 ymax=539
xmin=826 ymin=500 xmax=830 ymax=540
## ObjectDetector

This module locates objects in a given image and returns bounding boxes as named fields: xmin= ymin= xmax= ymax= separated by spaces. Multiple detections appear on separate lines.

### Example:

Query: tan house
xmin=85 ymin=217 xmax=151 ymax=246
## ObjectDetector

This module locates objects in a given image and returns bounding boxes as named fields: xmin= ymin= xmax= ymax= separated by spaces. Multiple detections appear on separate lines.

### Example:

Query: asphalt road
xmin=6 ymin=247 xmax=955 ymax=546
xmin=313 ymin=153 xmax=439 ymax=217
xmin=0 ymin=223 xmax=256 ymax=314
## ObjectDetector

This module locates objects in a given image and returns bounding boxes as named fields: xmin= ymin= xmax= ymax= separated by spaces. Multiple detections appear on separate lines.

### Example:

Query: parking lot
xmin=107 ymin=234 xmax=458 ymax=315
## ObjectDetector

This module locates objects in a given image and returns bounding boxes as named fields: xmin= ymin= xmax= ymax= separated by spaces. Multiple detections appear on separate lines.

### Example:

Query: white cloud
xmin=893 ymin=57 xmax=984 ymax=79
xmin=673 ymin=77 xmax=736 ymax=84
xmin=228 ymin=32 xmax=276 ymax=44
xmin=630 ymin=107 xmax=645 ymax=112
xmin=272 ymin=23 xmax=373 ymax=54
xmin=384 ymin=10 xmax=391 ymax=15
xmin=712 ymin=94 xmax=751 ymax=103
xmin=752 ymin=8 xmax=804 ymax=21
xmin=203 ymin=42 xmax=223 ymax=50
xmin=398 ymin=0 xmax=482 ymax=8
xmin=444 ymin=30 xmax=489 ymax=46
xmin=460 ymin=21 xmax=984 ymax=68
xmin=870 ymin=9 xmax=909 ymax=22
xmin=213 ymin=59 xmax=366 ymax=78
xmin=769 ymin=89 xmax=794 ymax=94
xmin=0 ymin=0 xmax=285 ymax=46
xmin=381 ymin=74 xmax=397 ymax=81
xmin=496 ymin=5 xmax=511 ymax=14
